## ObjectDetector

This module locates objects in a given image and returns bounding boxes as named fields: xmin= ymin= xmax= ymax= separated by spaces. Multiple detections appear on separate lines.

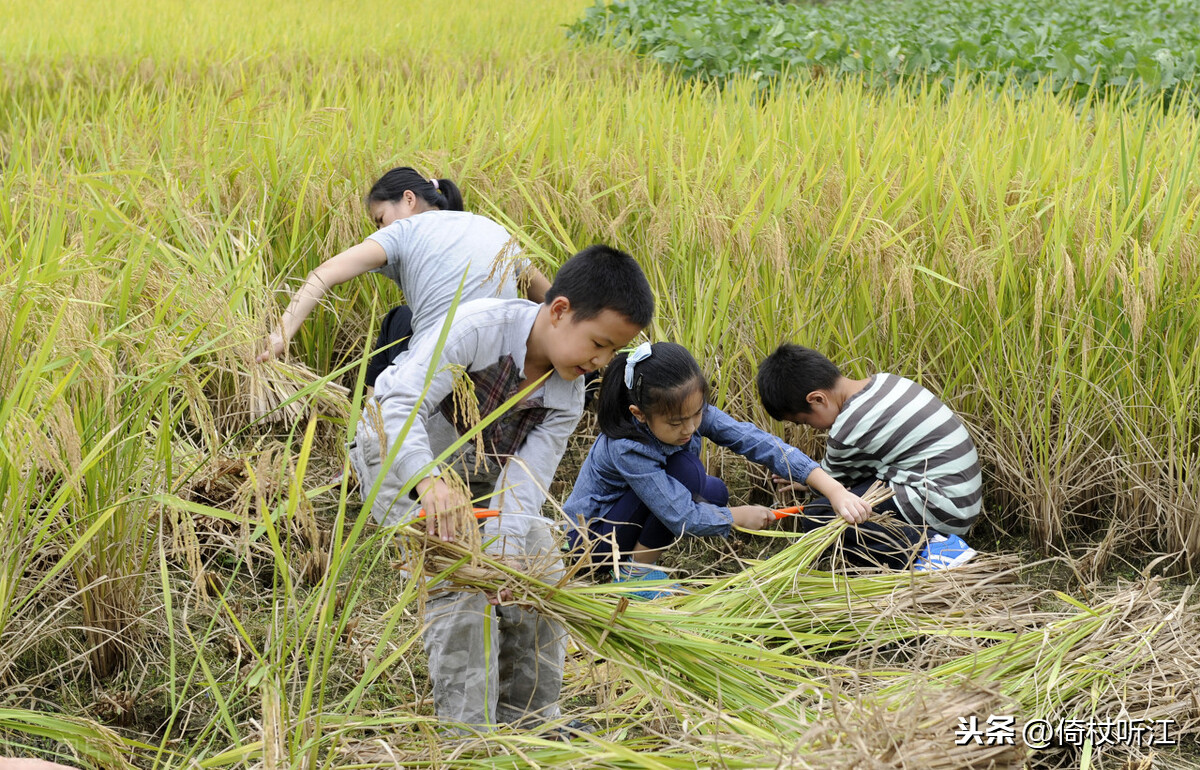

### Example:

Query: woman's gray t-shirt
xmin=366 ymin=209 xmax=525 ymax=345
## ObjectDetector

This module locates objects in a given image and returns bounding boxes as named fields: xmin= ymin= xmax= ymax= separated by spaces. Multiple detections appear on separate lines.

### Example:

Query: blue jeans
xmin=569 ymin=451 xmax=728 ymax=565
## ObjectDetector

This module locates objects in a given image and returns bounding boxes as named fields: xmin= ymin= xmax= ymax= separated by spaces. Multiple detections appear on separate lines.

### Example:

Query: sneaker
xmin=544 ymin=717 xmax=597 ymax=742
xmin=613 ymin=563 xmax=677 ymax=600
xmin=914 ymin=534 xmax=977 ymax=571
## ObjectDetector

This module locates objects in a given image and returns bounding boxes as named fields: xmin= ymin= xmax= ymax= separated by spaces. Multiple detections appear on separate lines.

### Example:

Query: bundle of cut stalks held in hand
xmin=395 ymin=475 xmax=568 ymax=606
xmin=244 ymin=356 xmax=350 ymax=425
xmin=858 ymin=480 xmax=895 ymax=509
xmin=212 ymin=343 xmax=352 ymax=435
xmin=768 ymin=480 xmax=897 ymax=533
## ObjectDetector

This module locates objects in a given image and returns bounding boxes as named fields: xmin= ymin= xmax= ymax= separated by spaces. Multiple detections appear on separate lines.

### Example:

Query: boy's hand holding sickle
xmin=416 ymin=477 xmax=514 ymax=604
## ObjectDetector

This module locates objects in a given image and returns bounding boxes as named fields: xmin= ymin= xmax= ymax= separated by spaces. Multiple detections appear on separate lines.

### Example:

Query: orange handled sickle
xmin=416 ymin=507 xmax=500 ymax=519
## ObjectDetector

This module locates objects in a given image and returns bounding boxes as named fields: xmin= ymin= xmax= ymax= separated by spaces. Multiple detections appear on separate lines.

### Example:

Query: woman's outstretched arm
xmin=259 ymin=239 xmax=387 ymax=361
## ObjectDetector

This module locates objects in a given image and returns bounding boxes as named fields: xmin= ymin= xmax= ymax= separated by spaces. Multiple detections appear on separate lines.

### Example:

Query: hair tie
xmin=623 ymin=341 xmax=653 ymax=390
xmin=429 ymin=177 xmax=440 ymax=190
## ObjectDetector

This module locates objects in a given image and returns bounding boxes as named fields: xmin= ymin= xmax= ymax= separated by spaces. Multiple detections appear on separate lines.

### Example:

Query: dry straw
xmin=400 ymin=511 xmax=1200 ymax=765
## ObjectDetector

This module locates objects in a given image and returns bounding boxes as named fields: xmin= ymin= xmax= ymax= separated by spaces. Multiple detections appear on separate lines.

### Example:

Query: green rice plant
xmin=0 ymin=289 xmax=78 ymax=680
xmin=3 ymin=264 xmax=211 ymax=678
xmin=0 ymin=707 xmax=136 ymax=770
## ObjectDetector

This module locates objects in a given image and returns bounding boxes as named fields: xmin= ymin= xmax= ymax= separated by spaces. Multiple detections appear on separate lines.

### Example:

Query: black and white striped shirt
xmin=822 ymin=374 xmax=981 ymax=535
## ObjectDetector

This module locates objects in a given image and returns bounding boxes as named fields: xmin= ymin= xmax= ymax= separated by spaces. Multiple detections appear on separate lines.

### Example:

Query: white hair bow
xmin=624 ymin=341 xmax=653 ymax=389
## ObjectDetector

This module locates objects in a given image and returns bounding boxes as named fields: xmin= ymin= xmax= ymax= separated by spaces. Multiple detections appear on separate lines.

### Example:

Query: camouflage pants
xmin=423 ymin=588 xmax=567 ymax=730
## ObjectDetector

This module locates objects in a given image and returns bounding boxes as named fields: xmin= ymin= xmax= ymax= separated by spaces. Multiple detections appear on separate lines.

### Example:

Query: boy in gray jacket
xmin=350 ymin=245 xmax=653 ymax=731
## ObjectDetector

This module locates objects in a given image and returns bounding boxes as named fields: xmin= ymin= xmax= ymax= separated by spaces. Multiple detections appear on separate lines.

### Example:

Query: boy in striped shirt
xmin=757 ymin=344 xmax=978 ymax=570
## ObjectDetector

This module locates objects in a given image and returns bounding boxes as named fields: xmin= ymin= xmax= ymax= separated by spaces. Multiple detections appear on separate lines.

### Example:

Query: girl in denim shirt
xmin=564 ymin=342 xmax=869 ymax=596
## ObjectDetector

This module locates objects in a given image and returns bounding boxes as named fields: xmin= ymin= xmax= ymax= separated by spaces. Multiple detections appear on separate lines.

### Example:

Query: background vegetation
xmin=2 ymin=0 xmax=1199 ymax=766
xmin=570 ymin=0 xmax=1200 ymax=93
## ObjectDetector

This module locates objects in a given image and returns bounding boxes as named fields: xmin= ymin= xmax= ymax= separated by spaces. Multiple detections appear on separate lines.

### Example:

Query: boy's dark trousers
xmin=799 ymin=479 xmax=927 ymax=569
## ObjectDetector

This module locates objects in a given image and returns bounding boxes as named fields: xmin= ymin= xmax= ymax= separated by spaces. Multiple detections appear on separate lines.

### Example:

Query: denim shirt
xmin=562 ymin=404 xmax=818 ymax=538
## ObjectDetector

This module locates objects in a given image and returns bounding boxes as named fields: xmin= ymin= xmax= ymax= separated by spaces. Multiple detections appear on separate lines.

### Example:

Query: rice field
xmin=2 ymin=0 xmax=1200 ymax=767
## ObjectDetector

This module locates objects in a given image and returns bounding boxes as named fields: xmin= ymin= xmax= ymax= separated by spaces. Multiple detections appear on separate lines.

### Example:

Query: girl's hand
xmin=257 ymin=331 xmax=286 ymax=363
xmin=731 ymin=505 xmax=776 ymax=530
xmin=831 ymin=490 xmax=872 ymax=525
xmin=771 ymin=473 xmax=809 ymax=495
xmin=415 ymin=476 xmax=471 ymax=542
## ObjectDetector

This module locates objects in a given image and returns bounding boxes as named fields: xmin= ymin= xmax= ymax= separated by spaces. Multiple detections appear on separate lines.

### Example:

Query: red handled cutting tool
xmin=416 ymin=508 xmax=500 ymax=519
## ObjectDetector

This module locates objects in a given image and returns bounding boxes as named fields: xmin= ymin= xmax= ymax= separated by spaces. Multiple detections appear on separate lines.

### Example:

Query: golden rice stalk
xmin=211 ymin=342 xmax=351 ymax=436
xmin=858 ymin=480 xmax=896 ymax=510
xmin=786 ymin=685 xmax=1025 ymax=770
xmin=259 ymin=676 xmax=284 ymax=770
xmin=443 ymin=363 xmax=486 ymax=470
xmin=245 ymin=357 xmax=350 ymax=426
xmin=487 ymin=236 xmax=531 ymax=295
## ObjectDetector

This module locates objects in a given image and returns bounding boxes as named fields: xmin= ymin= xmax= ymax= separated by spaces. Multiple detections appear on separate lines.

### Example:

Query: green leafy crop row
xmin=569 ymin=0 xmax=1200 ymax=94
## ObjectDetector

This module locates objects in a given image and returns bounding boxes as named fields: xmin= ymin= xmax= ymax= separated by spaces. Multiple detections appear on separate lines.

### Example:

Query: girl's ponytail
xmin=596 ymin=350 xmax=636 ymax=439
xmin=595 ymin=342 xmax=709 ymax=441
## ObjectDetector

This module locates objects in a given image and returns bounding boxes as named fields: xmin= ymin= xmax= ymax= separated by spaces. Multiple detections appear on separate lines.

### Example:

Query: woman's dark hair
xmin=366 ymin=166 xmax=464 ymax=212
xmin=596 ymin=342 xmax=709 ymax=441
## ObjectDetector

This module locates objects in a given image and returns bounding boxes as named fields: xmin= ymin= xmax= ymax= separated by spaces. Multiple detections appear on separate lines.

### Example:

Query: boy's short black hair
xmin=757 ymin=344 xmax=841 ymax=420
xmin=544 ymin=245 xmax=654 ymax=327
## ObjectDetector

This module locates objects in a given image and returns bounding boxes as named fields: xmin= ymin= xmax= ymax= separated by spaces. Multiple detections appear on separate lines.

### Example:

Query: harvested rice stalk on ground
xmin=397 ymin=508 xmax=1027 ymax=734
xmin=677 ymin=518 xmax=1039 ymax=657
xmin=336 ymin=724 xmax=775 ymax=769
xmin=829 ymin=559 xmax=1061 ymax=669
xmin=784 ymin=685 xmax=1025 ymax=770
xmin=396 ymin=500 xmax=1200 ymax=764
xmin=397 ymin=519 xmax=836 ymax=734
xmin=1049 ymin=582 xmax=1200 ymax=762
xmin=874 ymin=581 xmax=1200 ymax=769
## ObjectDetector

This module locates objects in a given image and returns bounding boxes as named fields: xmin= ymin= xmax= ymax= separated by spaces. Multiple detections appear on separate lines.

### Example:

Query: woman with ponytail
xmin=259 ymin=166 xmax=549 ymax=387
xmin=563 ymin=341 xmax=870 ymax=598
